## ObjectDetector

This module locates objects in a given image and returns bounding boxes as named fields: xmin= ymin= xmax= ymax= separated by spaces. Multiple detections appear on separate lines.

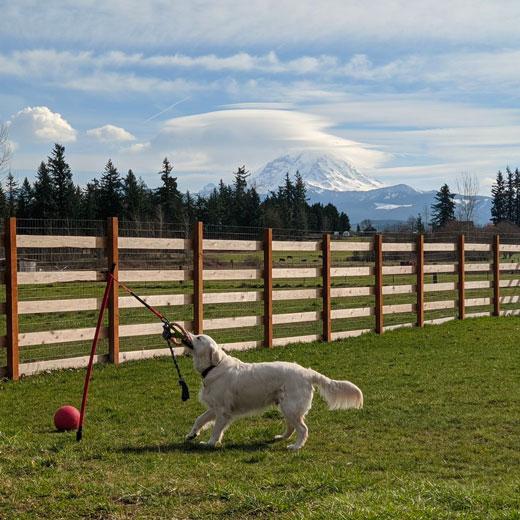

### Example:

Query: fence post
xmin=374 ymin=234 xmax=384 ymax=334
xmin=263 ymin=228 xmax=273 ymax=348
xmin=322 ymin=233 xmax=332 ymax=342
xmin=5 ymin=217 xmax=19 ymax=380
xmin=493 ymin=234 xmax=500 ymax=317
xmin=193 ymin=221 xmax=204 ymax=334
xmin=416 ymin=234 xmax=424 ymax=327
xmin=458 ymin=234 xmax=465 ymax=320
xmin=107 ymin=217 xmax=119 ymax=365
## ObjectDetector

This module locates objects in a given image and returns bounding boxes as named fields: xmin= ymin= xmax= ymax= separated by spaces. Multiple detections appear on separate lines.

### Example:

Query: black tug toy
xmin=76 ymin=265 xmax=192 ymax=442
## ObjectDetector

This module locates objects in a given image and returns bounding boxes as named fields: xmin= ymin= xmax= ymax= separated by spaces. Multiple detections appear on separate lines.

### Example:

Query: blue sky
xmin=1 ymin=0 xmax=520 ymax=193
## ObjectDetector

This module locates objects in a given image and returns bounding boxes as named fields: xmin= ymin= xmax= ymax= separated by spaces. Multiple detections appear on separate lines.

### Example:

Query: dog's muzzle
xmin=181 ymin=333 xmax=194 ymax=350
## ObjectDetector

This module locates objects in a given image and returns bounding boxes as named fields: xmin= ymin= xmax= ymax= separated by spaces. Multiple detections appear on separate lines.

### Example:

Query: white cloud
xmin=86 ymin=124 xmax=135 ymax=143
xmin=2 ymin=1 xmax=520 ymax=48
xmin=8 ymin=106 xmax=76 ymax=144
xmin=4 ymin=48 xmax=520 ymax=98
xmin=142 ymin=108 xmax=387 ymax=176
xmin=124 ymin=141 xmax=151 ymax=154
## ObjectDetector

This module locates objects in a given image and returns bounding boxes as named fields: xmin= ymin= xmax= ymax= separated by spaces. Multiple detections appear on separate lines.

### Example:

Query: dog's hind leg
xmin=273 ymin=420 xmax=295 ymax=441
xmin=205 ymin=414 xmax=232 ymax=447
xmin=185 ymin=409 xmax=215 ymax=441
xmin=279 ymin=383 xmax=312 ymax=449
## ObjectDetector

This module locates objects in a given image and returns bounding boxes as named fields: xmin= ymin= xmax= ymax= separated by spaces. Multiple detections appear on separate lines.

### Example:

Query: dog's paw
xmin=200 ymin=440 xmax=221 ymax=448
xmin=287 ymin=443 xmax=302 ymax=451
xmin=273 ymin=434 xmax=285 ymax=441
xmin=185 ymin=432 xmax=197 ymax=441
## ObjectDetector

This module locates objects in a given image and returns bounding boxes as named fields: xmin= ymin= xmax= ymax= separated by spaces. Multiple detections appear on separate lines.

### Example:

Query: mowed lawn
xmin=1 ymin=318 xmax=520 ymax=519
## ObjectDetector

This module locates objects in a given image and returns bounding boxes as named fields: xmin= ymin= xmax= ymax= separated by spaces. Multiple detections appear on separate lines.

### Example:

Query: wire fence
xmin=2 ymin=218 xmax=520 ymax=378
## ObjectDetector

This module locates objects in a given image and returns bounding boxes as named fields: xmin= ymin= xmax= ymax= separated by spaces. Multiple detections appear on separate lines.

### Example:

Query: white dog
xmin=183 ymin=333 xmax=363 ymax=450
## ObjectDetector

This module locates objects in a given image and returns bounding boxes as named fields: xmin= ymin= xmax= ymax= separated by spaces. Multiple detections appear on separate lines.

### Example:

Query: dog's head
xmin=185 ymin=333 xmax=225 ymax=374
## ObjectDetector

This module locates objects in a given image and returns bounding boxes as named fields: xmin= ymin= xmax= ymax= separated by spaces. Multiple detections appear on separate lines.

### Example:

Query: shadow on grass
xmin=116 ymin=439 xmax=277 ymax=454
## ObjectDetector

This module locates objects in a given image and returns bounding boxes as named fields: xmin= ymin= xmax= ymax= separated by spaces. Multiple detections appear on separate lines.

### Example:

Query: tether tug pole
xmin=76 ymin=264 xmax=116 ymax=442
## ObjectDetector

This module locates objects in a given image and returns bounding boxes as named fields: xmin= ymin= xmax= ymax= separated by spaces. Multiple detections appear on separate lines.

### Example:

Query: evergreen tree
xmin=431 ymin=183 xmax=455 ymax=230
xmin=245 ymin=186 xmax=262 ymax=228
xmin=293 ymin=171 xmax=308 ymax=230
xmin=123 ymin=169 xmax=151 ymax=221
xmin=0 ymin=182 xmax=6 ymax=218
xmin=47 ymin=143 xmax=76 ymax=218
xmin=506 ymin=166 xmax=515 ymax=222
xmin=338 ymin=212 xmax=350 ymax=233
xmin=156 ymin=157 xmax=182 ymax=222
xmin=81 ymin=179 xmax=100 ymax=220
xmin=5 ymin=171 xmax=18 ymax=216
xmin=32 ymin=161 xmax=55 ymax=218
xmin=17 ymin=177 xmax=34 ymax=218
xmin=416 ymin=213 xmax=425 ymax=233
xmin=195 ymin=194 xmax=208 ymax=223
xmin=216 ymin=179 xmax=234 ymax=225
xmin=183 ymin=190 xmax=197 ymax=228
xmin=322 ymin=203 xmax=341 ymax=231
xmin=231 ymin=165 xmax=250 ymax=226
xmin=491 ymin=170 xmax=507 ymax=224
xmin=514 ymin=168 xmax=520 ymax=226
xmin=98 ymin=159 xmax=123 ymax=218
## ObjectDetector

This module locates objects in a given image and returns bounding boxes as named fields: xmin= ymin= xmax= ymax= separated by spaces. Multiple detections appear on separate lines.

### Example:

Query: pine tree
xmin=183 ymin=190 xmax=197 ymax=228
xmin=47 ymin=143 xmax=76 ymax=218
xmin=491 ymin=170 xmax=507 ymax=224
xmin=81 ymin=179 xmax=100 ymax=220
xmin=123 ymin=169 xmax=151 ymax=221
xmin=293 ymin=171 xmax=308 ymax=230
xmin=245 ymin=186 xmax=262 ymax=228
xmin=232 ymin=165 xmax=250 ymax=226
xmin=156 ymin=157 xmax=182 ymax=222
xmin=322 ymin=203 xmax=340 ymax=231
xmin=431 ymin=183 xmax=455 ymax=230
xmin=98 ymin=159 xmax=123 ymax=218
xmin=5 ymin=171 xmax=18 ymax=217
xmin=338 ymin=212 xmax=350 ymax=233
xmin=17 ymin=178 xmax=34 ymax=218
xmin=216 ymin=179 xmax=233 ymax=225
xmin=0 ymin=182 xmax=6 ymax=218
xmin=514 ymin=168 xmax=520 ymax=226
xmin=416 ymin=213 xmax=425 ymax=233
xmin=506 ymin=166 xmax=515 ymax=222
xmin=32 ymin=161 xmax=55 ymax=218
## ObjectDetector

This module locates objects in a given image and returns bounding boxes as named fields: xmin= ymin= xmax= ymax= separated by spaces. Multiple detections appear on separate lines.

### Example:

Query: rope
xmin=109 ymin=273 xmax=191 ymax=401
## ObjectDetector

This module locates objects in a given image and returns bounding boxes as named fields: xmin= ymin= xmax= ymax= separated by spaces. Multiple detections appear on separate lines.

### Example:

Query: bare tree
xmin=0 ymin=122 xmax=12 ymax=173
xmin=456 ymin=172 xmax=479 ymax=223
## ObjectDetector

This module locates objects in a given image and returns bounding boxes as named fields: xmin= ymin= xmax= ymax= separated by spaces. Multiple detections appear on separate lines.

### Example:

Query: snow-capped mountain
xmin=251 ymin=150 xmax=383 ymax=193
xmin=198 ymin=150 xmax=492 ymax=226
xmin=307 ymin=184 xmax=492 ymax=226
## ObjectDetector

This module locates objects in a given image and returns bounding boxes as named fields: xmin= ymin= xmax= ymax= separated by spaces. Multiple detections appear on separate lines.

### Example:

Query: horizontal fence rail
xmin=2 ymin=217 xmax=520 ymax=379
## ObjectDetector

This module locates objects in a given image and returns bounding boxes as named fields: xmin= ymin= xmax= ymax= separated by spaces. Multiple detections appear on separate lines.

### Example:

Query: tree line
xmin=0 ymin=143 xmax=351 ymax=232
xmin=490 ymin=167 xmax=520 ymax=225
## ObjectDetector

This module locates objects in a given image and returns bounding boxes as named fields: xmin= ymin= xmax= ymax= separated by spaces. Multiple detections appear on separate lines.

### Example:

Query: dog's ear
xmin=210 ymin=344 xmax=224 ymax=366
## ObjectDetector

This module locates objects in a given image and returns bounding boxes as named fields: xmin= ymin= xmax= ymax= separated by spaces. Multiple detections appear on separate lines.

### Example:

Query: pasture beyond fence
xmin=1 ymin=218 xmax=520 ymax=380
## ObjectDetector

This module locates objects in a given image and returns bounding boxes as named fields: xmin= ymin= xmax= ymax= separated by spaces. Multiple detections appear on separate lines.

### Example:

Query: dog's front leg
xmin=186 ymin=409 xmax=215 ymax=441
xmin=205 ymin=414 xmax=231 ymax=447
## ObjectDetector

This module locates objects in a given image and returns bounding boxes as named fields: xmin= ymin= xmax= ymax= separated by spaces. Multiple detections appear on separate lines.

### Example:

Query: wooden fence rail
xmin=1 ymin=217 xmax=519 ymax=379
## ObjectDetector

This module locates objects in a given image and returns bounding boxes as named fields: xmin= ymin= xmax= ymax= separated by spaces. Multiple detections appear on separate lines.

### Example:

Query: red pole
xmin=76 ymin=267 xmax=115 ymax=441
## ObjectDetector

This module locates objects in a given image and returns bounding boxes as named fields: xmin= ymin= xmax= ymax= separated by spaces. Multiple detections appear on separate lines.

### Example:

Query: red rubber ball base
xmin=54 ymin=405 xmax=80 ymax=431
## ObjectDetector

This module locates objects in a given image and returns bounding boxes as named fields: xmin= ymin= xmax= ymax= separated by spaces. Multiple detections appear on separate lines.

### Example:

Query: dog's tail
xmin=309 ymin=370 xmax=363 ymax=410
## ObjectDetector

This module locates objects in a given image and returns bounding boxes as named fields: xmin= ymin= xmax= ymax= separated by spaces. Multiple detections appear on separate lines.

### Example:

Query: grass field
xmin=1 ymin=317 xmax=520 ymax=519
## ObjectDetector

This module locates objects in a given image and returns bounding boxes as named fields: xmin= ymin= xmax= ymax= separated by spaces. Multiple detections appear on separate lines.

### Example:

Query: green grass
xmin=1 ymin=317 xmax=520 ymax=519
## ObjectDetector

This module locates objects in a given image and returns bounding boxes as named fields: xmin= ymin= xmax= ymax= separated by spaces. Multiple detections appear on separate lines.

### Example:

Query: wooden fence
xmin=2 ymin=217 xmax=520 ymax=380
